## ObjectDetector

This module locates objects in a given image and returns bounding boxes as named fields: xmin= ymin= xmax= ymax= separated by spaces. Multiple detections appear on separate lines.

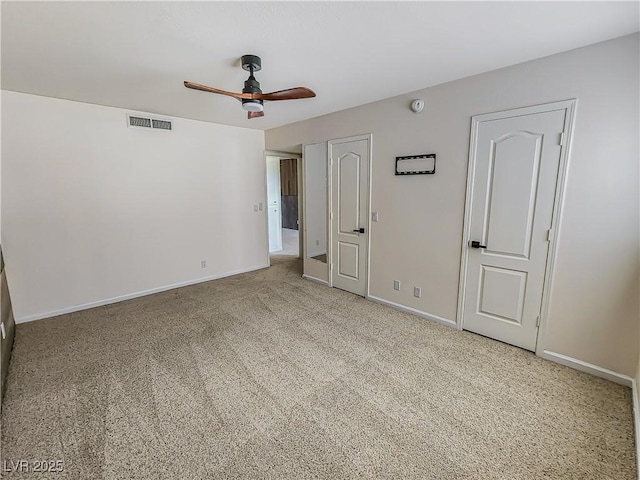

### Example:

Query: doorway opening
xmin=265 ymin=149 xmax=303 ymax=264
xmin=279 ymin=158 xmax=299 ymax=256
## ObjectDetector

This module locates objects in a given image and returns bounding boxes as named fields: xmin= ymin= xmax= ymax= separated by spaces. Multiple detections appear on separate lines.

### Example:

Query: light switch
xmin=372 ymin=211 xmax=379 ymax=222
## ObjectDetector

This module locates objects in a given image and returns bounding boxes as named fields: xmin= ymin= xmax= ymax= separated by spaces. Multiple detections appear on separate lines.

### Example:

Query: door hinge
xmin=559 ymin=132 xmax=565 ymax=146
xmin=536 ymin=316 xmax=541 ymax=328
xmin=547 ymin=228 xmax=554 ymax=242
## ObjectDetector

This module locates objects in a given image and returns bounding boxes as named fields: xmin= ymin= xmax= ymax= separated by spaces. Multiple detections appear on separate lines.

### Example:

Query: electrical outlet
xmin=316 ymin=240 xmax=320 ymax=246
xmin=372 ymin=211 xmax=379 ymax=222
xmin=253 ymin=205 xmax=258 ymax=212
xmin=414 ymin=287 xmax=421 ymax=298
xmin=201 ymin=260 xmax=207 ymax=269
xmin=393 ymin=280 xmax=401 ymax=291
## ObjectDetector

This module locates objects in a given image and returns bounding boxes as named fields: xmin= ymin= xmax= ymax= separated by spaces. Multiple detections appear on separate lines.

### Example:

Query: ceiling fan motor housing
xmin=243 ymin=75 xmax=261 ymax=94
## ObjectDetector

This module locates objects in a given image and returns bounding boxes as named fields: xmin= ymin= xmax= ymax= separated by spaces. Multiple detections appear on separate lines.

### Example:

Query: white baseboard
xmin=302 ymin=274 xmax=329 ymax=286
xmin=541 ymin=350 xmax=633 ymax=387
xmin=366 ymin=294 xmax=457 ymax=328
xmin=633 ymin=379 xmax=640 ymax=476
xmin=15 ymin=263 xmax=270 ymax=324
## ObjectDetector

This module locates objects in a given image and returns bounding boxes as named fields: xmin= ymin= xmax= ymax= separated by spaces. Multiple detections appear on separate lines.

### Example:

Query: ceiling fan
xmin=184 ymin=55 xmax=316 ymax=119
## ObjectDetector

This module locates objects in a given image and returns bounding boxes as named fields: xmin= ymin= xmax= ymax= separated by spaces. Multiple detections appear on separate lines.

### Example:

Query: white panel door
xmin=330 ymin=137 xmax=370 ymax=296
xmin=463 ymin=108 xmax=566 ymax=351
xmin=266 ymin=156 xmax=282 ymax=252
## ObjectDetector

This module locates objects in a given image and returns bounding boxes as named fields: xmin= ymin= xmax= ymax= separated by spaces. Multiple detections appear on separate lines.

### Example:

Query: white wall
xmin=267 ymin=33 xmax=639 ymax=377
xmin=2 ymin=91 xmax=268 ymax=322
xmin=304 ymin=143 xmax=328 ymax=258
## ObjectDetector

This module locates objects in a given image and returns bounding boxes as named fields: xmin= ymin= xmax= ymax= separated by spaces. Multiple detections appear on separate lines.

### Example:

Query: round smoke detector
xmin=411 ymin=99 xmax=424 ymax=113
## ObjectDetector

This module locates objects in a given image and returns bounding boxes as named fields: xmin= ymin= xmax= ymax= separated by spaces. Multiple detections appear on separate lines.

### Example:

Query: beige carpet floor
xmin=1 ymin=257 xmax=636 ymax=479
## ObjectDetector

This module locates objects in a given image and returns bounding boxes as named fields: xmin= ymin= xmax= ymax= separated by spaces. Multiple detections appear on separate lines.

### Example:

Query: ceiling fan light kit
xmin=184 ymin=54 xmax=315 ymax=119
xmin=242 ymin=100 xmax=264 ymax=112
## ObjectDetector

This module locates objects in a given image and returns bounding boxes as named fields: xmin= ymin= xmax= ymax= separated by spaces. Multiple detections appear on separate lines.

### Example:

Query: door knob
xmin=353 ymin=228 xmax=365 ymax=233
xmin=470 ymin=240 xmax=487 ymax=249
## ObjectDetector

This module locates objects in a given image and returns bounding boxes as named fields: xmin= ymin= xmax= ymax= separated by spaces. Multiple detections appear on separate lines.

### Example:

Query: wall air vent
xmin=128 ymin=116 xmax=152 ymax=128
xmin=152 ymin=119 xmax=172 ymax=130
xmin=127 ymin=114 xmax=173 ymax=131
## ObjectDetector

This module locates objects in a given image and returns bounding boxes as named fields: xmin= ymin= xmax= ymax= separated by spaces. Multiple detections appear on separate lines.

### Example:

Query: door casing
xmin=328 ymin=134 xmax=373 ymax=295
xmin=457 ymin=99 xmax=577 ymax=357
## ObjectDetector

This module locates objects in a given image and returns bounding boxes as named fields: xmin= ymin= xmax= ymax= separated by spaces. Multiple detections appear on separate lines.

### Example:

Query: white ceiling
xmin=2 ymin=2 xmax=638 ymax=130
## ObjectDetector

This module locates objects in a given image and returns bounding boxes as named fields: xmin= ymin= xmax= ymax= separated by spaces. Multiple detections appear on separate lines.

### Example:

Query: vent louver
xmin=129 ymin=116 xmax=152 ymax=128
xmin=127 ymin=114 xmax=173 ymax=131
xmin=152 ymin=119 xmax=172 ymax=130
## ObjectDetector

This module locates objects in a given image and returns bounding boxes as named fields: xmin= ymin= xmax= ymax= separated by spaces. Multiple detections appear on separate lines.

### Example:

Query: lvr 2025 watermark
xmin=2 ymin=460 xmax=64 ymax=473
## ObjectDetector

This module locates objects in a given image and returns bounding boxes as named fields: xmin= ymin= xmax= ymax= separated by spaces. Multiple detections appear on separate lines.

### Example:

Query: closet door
xmin=329 ymin=135 xmax=371 ymax=296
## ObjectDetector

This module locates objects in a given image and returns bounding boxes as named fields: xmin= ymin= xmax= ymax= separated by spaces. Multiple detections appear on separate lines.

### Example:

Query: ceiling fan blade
xmin=257 ymin=87 xmax=316 ymax=101
xmin=184 ymin=81 xmax=252 ymax=99
xmin=248 ymin=111 xmax=265 ymax=119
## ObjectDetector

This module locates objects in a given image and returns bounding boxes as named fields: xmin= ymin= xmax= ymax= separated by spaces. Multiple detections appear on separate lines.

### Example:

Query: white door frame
xmin=263 ymin=150 xmax=302 ymax=266
xmin=327 ymin=133 xmax=373 ymax=294
xmin=456 ymin=99 xmax=578 ymax=356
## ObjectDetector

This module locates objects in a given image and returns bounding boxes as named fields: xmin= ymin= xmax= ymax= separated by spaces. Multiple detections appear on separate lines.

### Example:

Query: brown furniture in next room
xmin=280 ymin=158 xmax=298 ymax=230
